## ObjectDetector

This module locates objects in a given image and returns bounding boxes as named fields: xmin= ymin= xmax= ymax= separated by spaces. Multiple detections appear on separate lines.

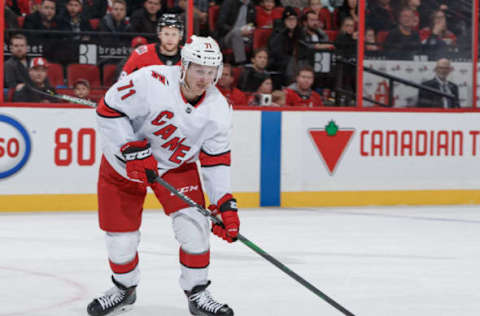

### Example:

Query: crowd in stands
xmin=3 ymin=0 xmax=471 ymax=107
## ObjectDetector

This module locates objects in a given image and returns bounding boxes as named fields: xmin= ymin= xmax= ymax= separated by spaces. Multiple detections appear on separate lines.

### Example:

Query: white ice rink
xmin=1 ymin=205 xmax=480 ymax=316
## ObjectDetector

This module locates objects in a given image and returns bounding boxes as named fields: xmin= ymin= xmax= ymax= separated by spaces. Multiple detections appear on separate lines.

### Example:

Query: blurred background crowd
xmin=3 ymin=0 xmax=475 ymax=107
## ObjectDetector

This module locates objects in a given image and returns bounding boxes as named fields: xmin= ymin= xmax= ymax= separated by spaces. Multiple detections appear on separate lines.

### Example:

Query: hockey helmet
xmin=180 ymin=35 xmax=223 ymax=85
xmin=157 ymin=13 xmax=184 ymax=34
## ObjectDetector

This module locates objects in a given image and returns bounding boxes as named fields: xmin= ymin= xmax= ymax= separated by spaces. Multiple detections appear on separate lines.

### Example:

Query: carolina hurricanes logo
xmin=308 ymin=121 xmax=354 ymax=175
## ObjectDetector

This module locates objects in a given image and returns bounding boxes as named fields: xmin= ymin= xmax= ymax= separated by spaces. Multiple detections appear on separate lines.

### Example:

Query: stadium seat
xmin=17 ymin=16 xmax=25 ymax=28
xmin=102 ymin=64 xmax=118 ymax=87
xmin=253 ymin=28 xmax=273 ymax=50
xmin=89 ymin=18 xmax=100 ymax=30
xmin=67 ymin=64 xmax=101 ymax=88
xmin=231 ymin=67 xmax=243 ymax=87
xmin=6 ymin=88 xmax=15 ymax=102
xmin=325 ymin=30 xmax=338 ymax=42
xmin=208 ymin=5 xmax=220 ymax=34
xmin=47 ymin=63 xmax=65 ymax=88
xmin=272 ymin=7 xmax=284 ymax=20
xmin=376 ymin=31 xmax=389 ymax=46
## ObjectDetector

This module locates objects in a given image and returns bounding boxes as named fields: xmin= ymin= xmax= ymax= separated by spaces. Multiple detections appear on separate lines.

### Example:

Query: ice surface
xmin=1 ymin=205 xmax=479 ymax=316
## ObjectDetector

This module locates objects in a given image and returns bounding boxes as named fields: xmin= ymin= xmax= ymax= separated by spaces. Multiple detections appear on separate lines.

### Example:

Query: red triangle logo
xmin=309 ymin=126 xmax=354 ymax=175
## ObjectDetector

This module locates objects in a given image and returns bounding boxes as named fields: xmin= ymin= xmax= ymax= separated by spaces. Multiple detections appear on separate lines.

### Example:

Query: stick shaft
xmin=153 ymin=176 xmax=356 ymax=316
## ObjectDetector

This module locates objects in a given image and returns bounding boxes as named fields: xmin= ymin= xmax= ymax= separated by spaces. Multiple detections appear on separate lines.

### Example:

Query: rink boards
xmin=1 ymin=107 xmax=480 ymax=211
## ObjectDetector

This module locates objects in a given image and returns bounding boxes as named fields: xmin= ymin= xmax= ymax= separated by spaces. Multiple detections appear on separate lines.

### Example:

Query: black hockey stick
xmin=28 ymin=85 xmax=97 ymax=107
xmin=152 ymin=175 xmax=356 ymax=316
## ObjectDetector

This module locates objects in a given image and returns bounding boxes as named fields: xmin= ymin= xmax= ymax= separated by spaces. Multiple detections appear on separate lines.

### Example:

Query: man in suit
xmin=417 ymin=58 xmax=459 ymax=108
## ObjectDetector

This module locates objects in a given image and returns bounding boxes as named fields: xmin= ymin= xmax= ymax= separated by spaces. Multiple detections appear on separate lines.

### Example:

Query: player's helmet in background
xmin=157 ymin=13 xmax=184 ymax=35
xmin=180 ymin=35 xmax=223 ymax=85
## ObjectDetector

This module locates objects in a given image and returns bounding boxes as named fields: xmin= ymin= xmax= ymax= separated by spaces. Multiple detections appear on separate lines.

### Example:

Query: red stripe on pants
xmin=109 ymin=253 xmax=139 ymax=274
xmin=179 ymin=248 xmax=210 ymax=269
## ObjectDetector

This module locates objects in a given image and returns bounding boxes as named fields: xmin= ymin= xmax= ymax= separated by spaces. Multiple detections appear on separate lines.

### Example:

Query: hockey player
xmin=120 ymin=13 xmax=183 ymax=77
xmin=87 ymin=35 xmax=239 ymax=316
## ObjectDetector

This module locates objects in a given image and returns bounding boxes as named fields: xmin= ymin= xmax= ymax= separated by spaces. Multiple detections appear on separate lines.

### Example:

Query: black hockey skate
xmin=87 ymin=276 xmax=137 ymax=316
xmin=185 ymin=281 xmax=234 ymax=316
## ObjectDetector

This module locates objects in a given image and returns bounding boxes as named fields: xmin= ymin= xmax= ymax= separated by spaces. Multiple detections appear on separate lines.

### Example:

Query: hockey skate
xmin=185 ymin=281 xmax=234 ymax=316
xmin=87 ymin=276 xmax=137 ymax=316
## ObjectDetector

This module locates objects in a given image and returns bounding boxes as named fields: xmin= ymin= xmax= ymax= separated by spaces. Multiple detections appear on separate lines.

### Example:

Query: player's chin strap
xmin=147 ymin=171 xmax=356 ymax=316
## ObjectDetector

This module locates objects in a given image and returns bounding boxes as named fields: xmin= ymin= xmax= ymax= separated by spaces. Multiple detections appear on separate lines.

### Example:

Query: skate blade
xmin=110 ymin=304 xmax=134 ymax=315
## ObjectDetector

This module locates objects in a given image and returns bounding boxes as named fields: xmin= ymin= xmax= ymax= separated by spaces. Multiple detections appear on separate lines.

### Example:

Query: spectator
xmin=420 ymin=9 xmax=456 ymax=58
xmin=383 ymin=7 xmax=422 ymax=59
xmin=4 ymin=34 xmax=30 ymax=89
xmin=215 ymin=0 xmax=256 ymax=65
xmin=338 ymin=0 xmax=358 ymax=28
xmin=23 ymin=0 xmax=60 ymax=62
xmin=365 ymin=27 xmax=382 ymax=56
xmin=121 ymin=14 xmax=183 ymax=77
xmin=298 ymin=9 xmax=334 ymax=78
xmin=366 ymin=0 xmax=396 ymax=32
xmin=268 ymin=6 xmax=301 ymax=86
xmin=334 ymin=16 xmax=357 ymax=58
xmin=417 ymin=58 xmax=459 ymax=108
xmin=303 ymin=0 xmax=337 ymax=31
xmin=130 ymin=0 xmax=164 ymax=34
xmin=57 ymin=0 xmax=92 ymax=41
xmin=237 ymin=48 xmax=269 ymax=92
xmin=365 ymin=27 xmax=380 ymax=52
xmin=13 ymin=57 xmax=57 ymax=103
xmin=217 ymin=63 xmax=248 ymax=106
xmin=256 ymin=0 xmax=281 ymax=29
xmin=99 ymin=0 xmax=131 ymax=45
xmin=73 ymin=78 xmax=92 ymax=101
xmin=334 ymin=16 xmax=357 ymax=106
xmin=401 ymin=0 xmax=421 ymax=30
xmin=247 ymin=74 xmax=281 ymax=106
xmin=284 ymin=66 xmax=323 ymax=107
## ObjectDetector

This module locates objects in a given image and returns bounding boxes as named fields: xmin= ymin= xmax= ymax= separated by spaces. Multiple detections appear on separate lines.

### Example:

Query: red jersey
xmin=284 ymin=88 xmax=324 ymax=107
xmin=217 ymin=86 xmax=248 ymax=106
xmin=121 ymin=43 xmax=181 ymax=78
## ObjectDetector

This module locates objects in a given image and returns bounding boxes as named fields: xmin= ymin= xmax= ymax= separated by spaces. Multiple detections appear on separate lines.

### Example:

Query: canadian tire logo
xmin=308 ymin=121 xmax=354 ymax=175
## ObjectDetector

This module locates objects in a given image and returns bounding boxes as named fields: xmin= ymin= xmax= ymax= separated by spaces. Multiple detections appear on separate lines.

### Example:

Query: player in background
xmin=120 ymin=13 xmax=183 ymax=78
xmin=87 ymin=35 xmax=239 ymax=316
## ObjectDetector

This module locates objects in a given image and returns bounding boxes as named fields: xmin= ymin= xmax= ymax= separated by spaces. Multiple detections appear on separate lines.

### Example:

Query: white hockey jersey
xmin=96 ymin=65 xmax=233 ymax=205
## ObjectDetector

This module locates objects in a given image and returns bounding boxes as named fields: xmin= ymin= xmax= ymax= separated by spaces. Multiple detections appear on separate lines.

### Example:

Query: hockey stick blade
xmin=28 ymin=86 xmax=97 ymax=107
xmin=153 ymin=175 xmax=356 ymax=316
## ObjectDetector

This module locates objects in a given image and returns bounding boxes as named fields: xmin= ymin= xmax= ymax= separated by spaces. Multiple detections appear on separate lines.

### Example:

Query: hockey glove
xmin=120 ymin=140 xmax=158 ymax=183
xmin=210 ymin=194 xmax=240 ymax=243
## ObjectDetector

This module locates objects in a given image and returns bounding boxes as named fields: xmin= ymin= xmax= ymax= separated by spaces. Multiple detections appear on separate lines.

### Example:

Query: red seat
xmin=6 ymin=88 xmax=16 ymax=101
xmin=325 ymin=30 xmax=338 ymax=42
xmin=47 ymin=63 xmax=65 ymax=87
xmin=102 ymin=64 xmax=118 ymax=87
xmin=376 ymin=31 xmax=389 ymax=45
xmin=17 ymin=16 xmax=25 ymax=28
xmin=253 ymin=28 xmax=273 ymax=50
xmin=272 ymin=7 xmax=284 ymax=20
xmin=89 ymin=18 xmax=100 ymax=30
xmin=208 ymin=5 xmax=220 ymax=34
xmin=67 ymin=64 xmax=101 ymax=88
xmin=231 ymin=66 xmax=243 ymax=87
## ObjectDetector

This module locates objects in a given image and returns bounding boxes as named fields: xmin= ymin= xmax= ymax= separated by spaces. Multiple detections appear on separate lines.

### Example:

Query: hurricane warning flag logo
xmin=308 ymin=121 xmax=354 ymax=175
